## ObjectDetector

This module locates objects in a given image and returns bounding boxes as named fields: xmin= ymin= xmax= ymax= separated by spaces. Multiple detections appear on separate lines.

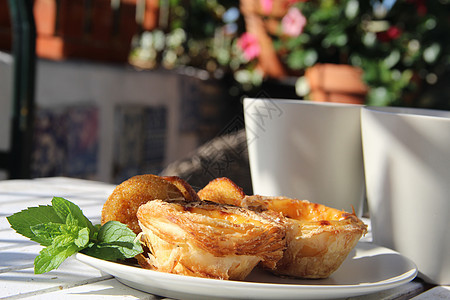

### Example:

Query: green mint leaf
xmin=30 ymin=223 xmax=89 ymax=248
xmin=81 ymin=242 xmax=139 ymax=261
xmin=30 ymin=223 xmax=67 ymax=246
xmin=7 ymin=206 xmax=64 ymax=246
xmin=9 ymin=198 xmax=142 ymax=274
xmin=34 ymin=235 xmax=80 ymax=274
xmin=33 ymin=225 xmax=90 ymax=273
xmin=97 ymin=221 xmax=136 ymax=243
xmin=81 ymin=221 xmax=142 ymax=260
xmin=74 ymin=227 xmax=90 ymax=248
xmin=51 ymin=197 xmax=96 ymax=236
xmin=92 ymin=224 xmax=101 ymax=240
xmin=65 ymin=212 xmax=78 ymax=226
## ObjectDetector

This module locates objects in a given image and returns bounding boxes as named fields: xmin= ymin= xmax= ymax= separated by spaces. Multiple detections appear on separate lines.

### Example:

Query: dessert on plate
xmin=240 ymin=195 xmax=367 ymax=278
xmin=136 ymin=199 xmax=286 ymax=280
xmin=101 ymin=174 xmax=187 ymax=234
xmin=101 ymin=174 xmax=367 ymax=280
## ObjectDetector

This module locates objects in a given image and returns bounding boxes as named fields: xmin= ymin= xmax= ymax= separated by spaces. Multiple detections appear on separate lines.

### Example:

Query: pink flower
xmin=281 ymin=7 xmax=307 ymax=37
xmin=237 ymin=32 xmax=261 ymax=61
xmin=260 ymin=0 xmax=274 ymax=15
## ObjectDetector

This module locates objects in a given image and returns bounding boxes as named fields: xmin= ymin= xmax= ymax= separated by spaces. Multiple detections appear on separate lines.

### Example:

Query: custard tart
xmin=197 ymin=177 xmax=245 ymax=206
xmin=101 ymin=174 xmax=184 ymax=234
xmin=241 ymin=195 xmax=367 ymax=278
xmin=161 ymin=176 xmax=200 ymax=202
xmin=136 ymin=200 xmax=286 ymax=280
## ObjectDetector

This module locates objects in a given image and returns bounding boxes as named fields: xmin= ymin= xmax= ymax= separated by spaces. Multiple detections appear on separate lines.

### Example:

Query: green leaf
xmin=30 ymin=223 xmax=68 ymax=246
xmin=9 ymin=198 xmax=142 ymax=274
xmin=81 ymin=242 xmax=141 ymax=261
xmin=7 ymin=206 xmax=64 ymax=246
xmin=81 ymin=221 xmax=142 ymax=260
xmin=97 ymin=221 xmax=139 ymax=245
xmin=34 ymin=239 xmax=80 ymax=274
xmin=65 ymin=212 xmax=78 ymax=227
xmin=51 ymin=197 xmax=96 ymax=235
xmin=30 ymin=223 xmax=90 ymax=249
xmin=74 ymin=227 xmax=90 ymax=248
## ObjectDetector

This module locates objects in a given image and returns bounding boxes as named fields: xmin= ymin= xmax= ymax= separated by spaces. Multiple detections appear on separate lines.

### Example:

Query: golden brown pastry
xmin=136 ymin=199 xmax=286 ymax=280
xmin=101 ymin=174 xmax=184 ymax=234
xmin=161 ymin=176 xmax=201 ymax=202
xmin=197 ymin=177 xmax=245 ymax=206
xmin=240 ymin=195 xmax=367 ymax=278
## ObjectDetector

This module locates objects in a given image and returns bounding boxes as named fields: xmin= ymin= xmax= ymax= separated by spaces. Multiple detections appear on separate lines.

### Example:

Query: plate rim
xmin=75 ymin=242 xmax=418 ymax=299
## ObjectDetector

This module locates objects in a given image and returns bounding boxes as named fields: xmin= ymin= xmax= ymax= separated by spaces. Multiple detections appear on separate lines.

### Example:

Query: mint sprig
xmin=7 ymin=197 xmax=143 ymax=274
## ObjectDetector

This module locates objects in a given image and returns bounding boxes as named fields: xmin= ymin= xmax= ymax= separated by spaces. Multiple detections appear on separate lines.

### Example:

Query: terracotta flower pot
xmin=305 ymin=63 xmax=368 ymax=105
xmin=240 ymin=0 xmax=288 ymax=78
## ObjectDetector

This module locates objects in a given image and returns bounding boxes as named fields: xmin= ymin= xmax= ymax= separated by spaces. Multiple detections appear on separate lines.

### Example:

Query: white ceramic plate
xmin=76 ymin=242 xmax=417 ymax=300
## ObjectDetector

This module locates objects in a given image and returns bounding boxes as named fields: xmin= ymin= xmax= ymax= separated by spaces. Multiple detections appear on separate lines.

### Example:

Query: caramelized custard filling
xmin=180 ymin=205 xmax=264 ymax=226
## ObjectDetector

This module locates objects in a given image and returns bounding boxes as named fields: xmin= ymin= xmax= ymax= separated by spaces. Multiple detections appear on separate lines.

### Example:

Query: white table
xmin=0 ymin=177 xmax=446 ymax=299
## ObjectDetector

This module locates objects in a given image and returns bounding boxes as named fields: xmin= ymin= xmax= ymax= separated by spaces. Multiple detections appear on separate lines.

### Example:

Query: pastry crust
xmin=240 ymin=195 xmax=367 ymax=278
xmin=101 ymin=174 xmax=184 ymax=234
xmin=161 ymin=176 xmax=200 ymax=202
xmin=136 ymin=200 xmax=286 ymax=280
xmin=197 ymin=177 xmax=245 ymax=206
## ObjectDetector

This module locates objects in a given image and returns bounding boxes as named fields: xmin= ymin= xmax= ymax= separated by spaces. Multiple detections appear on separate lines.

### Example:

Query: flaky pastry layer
xmin=136 ymin=200 xmax=286 ymax=280
xmin=197 ymin=177 xmax=245 ymax=206
xmin=240 ymin=195 xmax=368 ymax=278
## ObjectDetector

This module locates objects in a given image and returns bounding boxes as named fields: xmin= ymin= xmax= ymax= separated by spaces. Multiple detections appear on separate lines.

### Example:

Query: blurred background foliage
xmin=130 ymin=0 xmax=244 ymax=76
xmin=129 ymin=0 xmax=450 ymax=110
